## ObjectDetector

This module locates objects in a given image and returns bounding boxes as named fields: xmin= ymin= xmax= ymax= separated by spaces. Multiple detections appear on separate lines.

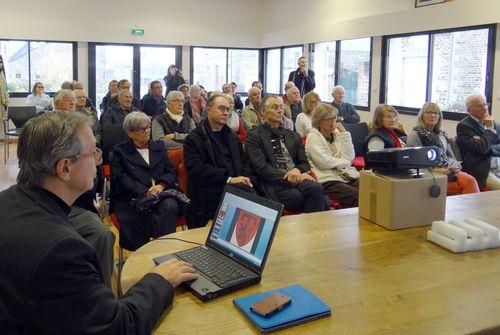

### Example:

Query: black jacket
xmin=365 ymin=128 xmax=407 ymax=150
xmin=184 ymin=120 xmax=254 ymax=227
xmin=0 ymin=184 xmax=173 ymax=334
xmin=163 ymin=74 xmax=185 ymax=96
xmin=288 ymin=68 xmax=316 ymax=96
xmin=233 ymin=93 xmax=243 ymax=110
xmin=111 ymin=139 xmax=177 ymax=250
xmin=141 ymin=95 xmax=166 ymax=118
xmin=245 ymin=123 xmax=310 ymax=185
xmin=331 ymin=101 xmax=361 ymax=124
xmin=456 ymin=115 xmax=500 ymax=188
xmin=101 ymin=104 xmax=138 ymax=127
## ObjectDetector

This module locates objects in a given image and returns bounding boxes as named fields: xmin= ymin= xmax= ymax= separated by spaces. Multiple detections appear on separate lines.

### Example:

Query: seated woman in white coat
xmin=26 ymin=82 xmax=52 ymax=112
xmin=295 ymin=91 xmax=320 ymax=138
xmin=305 ymin=103 xmax=359 ymax=208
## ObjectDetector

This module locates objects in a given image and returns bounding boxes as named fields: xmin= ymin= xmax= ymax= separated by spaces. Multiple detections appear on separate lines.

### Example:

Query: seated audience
xmin=184 ymin=84 xmax=206 ymax=124
xmin=142 ymin=81 xmax=166 ymax=118
xmin=26 ymin=82 xmax=52 ymax=112
xmin=456 ymin=94 xmax=500 ymax=190
xmin=53 ymin=89 xmax=76 ymax=112
xmin=101 ymin=89 xmax=138 ymax=127
xmin=184 ymin=95 xmax=255 ymax=228
xmin=0 ymin=111 xmax=197 ymax=333
xmin=164 ymin=65 xmax=185 ymax=96
xmin=295 ymin=91 xmax=320 ymax=137
xmin=112 ymin=112 xmax=182 ymax=250
xmin=330 ymin=85 xmax=360 ymax=124
xmin=242 ymin=86 xmax=262 ymax=130
xmin=108 ymin=79 xmax=142 ymax=110
xmin=72 ymin=81 xmax=96 ymax=109
xmin=222 ymin=83 xmax=243 ymax=110
xmin=282 ymin=81 xmax=295 ymax=104
xmin=284 ymin=86 xmax=304 ymax=123
xmin=305 ymin=104 xmax=359 ymax=208
xmin=223 ymin=93 xmax=246 ymax=142
xmin=288 ymin=56 xmax=315 ymax=96
xmin=75 ymin=89 xmax=102 ymax=145
xmin=178 ymin=83 xmax=190 ymax=102
xmin=100 ymin=79 xmax=118 ymax=113
xmin=246 ymin=95 xmax=330 ymax=213
xmin=408 ymin=102 xmax=479 ymax=195
xmin=366 ymin=104 xmax=406 ymax=151
xmin=152 ymin=91 xmax=195 ymax=150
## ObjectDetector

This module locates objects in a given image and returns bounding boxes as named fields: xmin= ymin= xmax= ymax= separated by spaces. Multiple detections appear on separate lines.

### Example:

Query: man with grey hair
xmin=101 ymin=89 xmax=138 ymax=127
xmin=456 ymin=94 xmax=500 ymax=189
xmin=282 ymin=81 xmax=295 ymax=104
xmin=222 ymin=82 xmax=243 ymax=110
xmin=288 ymin=56 xmax=315 ymax=97
xmin=53 ymin=89 xmax=76 ymax=112
xmin=242 ymin=86 xmax=262 ymax=130
xmin=0 ymin=111 xmax=197 ymax=333
xmin=330 ymin=85 xmax=360 ymax=124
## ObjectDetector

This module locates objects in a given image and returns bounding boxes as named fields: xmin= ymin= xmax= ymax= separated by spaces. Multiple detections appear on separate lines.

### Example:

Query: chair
xmin=342 ymin=122 xmax=369 ymax=169
xmin=3 ymin=106 xmax=37 ymax=163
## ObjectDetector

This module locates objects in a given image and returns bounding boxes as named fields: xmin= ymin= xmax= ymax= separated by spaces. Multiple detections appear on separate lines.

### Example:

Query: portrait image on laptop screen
xmin=209 ymin=190 xmax=280 ymax=268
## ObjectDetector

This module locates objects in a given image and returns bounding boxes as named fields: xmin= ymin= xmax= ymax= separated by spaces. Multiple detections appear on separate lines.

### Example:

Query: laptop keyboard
xmin=175 ymin=247 xmax=252 ymax=288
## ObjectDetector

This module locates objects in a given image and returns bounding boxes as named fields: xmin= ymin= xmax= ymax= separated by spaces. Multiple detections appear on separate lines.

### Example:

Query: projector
xmin=366 ymin=146 xmax=440 ymax=171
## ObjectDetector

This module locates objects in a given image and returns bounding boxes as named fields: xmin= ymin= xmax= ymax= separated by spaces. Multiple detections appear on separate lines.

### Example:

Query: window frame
xmin=380 ymin=24 xmax=496 ymax=121
xmin=263 ymin=44 xmax=305 ymax=95
xmin=189 ymin=45 xmax=261 ymax=97
xmin=88 ymin=42 xmax=182 ymax=105
xmin=310 ymin=38 xmax=372 ymax=111
xmin=0 ymin=38 xmax=77 ymax=98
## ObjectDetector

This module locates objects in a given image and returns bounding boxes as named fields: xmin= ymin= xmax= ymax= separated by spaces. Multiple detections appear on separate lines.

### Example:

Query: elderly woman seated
xmin=151 ymin=91 xmax=195 ymax=150
xmin=305 ymin=103 xmax=359 ymax=208
xmin=184 ymin=85 xmax=206 ymax=124
xmin=365 ymin=104 xmax=407 ymax=151
xmin=111 ymin=111 xmax=180 ymax=251
xmin=295 ymin=91 xmax=320 ymax=137
xmin=407 ymin=102 xmax=479 ymax=195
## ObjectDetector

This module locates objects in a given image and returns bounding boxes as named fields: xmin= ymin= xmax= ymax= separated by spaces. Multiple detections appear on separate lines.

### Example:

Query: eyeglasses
xmin=323 ymin=117 xmax=337 ymax=122
xmin=134 ymin=126 xmax=151 ymax=132
xmin=424 ymin=112 xmax=440 ymax=116
xmin=73 ymin=148 xmax=102 ymax=162
xmin=213 ymin=105 xmax=231 ymax=113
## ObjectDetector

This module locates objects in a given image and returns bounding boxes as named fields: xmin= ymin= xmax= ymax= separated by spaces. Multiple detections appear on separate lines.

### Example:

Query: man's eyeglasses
xmin=73 ymin=148 xmax=102 ymax=162
xmin=134 ymin=126 xmax=151 ymax=132
xmin=213 ymin=105 xmax=231 ymax=113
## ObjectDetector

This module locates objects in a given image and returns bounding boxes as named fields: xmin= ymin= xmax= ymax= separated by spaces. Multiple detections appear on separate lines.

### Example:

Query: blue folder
xmin=233 ymin=284 xmax=331 ymax=333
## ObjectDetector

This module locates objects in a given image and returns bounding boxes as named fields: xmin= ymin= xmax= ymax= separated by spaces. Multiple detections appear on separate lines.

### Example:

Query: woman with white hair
xmin=112 ymin=111 xmax=182 ymax=251
xmin=408 ymin=102 xmax=479 ymax=195
xmin=183 ymin=84 xmax=206 ymax=124
xmin=305 ymin=103 xmax=359 ymax=208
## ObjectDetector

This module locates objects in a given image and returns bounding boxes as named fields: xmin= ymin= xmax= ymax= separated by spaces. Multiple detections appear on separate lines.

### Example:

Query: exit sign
xmin=131 ymin=28 xmax=144 ymax=36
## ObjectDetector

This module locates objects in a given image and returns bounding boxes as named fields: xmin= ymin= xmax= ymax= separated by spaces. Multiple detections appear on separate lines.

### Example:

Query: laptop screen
xmin=208 ymin=187 xmax=282 ymax=269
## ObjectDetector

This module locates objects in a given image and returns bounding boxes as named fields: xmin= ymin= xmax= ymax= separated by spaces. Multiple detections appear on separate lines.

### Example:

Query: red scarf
xmin=382 ymin=127 xmax=402 ymax=148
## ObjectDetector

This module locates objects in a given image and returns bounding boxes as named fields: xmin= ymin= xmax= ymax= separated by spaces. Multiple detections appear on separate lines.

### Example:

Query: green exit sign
xmin=131 ymin=28 xmax=144 ymax=36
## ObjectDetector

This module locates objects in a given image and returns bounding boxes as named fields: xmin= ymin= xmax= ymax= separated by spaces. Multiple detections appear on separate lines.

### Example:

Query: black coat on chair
xmin=111 ymin=139 xmax=177 ymax=250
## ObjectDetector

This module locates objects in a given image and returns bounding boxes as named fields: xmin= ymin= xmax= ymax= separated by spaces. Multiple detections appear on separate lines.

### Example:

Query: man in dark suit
xmin=245 ymin=95 xmax=330 ymax=213
xmin=456 ymin=94 xmax=500 ymax=189
xmin=0 ymin=111 xmax=197 ymax=334
xmin=184 ymin=95 xmax=255 ymax=228
xmin=288 ymin=56 xmax=316 ymax=97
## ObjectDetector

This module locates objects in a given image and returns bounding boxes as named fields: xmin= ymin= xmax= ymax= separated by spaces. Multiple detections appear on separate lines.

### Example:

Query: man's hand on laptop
xmin=151 ymin=259 xmax=198 ymax=287
xmin=229 ymin=176 xmax=253 ymax=188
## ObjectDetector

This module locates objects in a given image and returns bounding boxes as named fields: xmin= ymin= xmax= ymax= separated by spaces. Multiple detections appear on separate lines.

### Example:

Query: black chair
xmin=342 ymin=122 xmax=369 ymax=157
xmin=3 ymin=106 xmax=37 ymax=163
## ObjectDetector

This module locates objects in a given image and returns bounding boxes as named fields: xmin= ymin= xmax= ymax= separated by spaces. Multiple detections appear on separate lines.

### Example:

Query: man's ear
xmin=54 ymin=158 xmax=72 ymax=182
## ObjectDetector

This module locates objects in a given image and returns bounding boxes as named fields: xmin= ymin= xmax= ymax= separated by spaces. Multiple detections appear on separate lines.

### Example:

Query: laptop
xmin=154 ymin=185 xmax=283 ymax=301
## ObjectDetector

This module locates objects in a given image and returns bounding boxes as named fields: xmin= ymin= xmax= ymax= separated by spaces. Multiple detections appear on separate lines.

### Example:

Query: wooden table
xmin=121 ymin=191 xmax=500 ymax=335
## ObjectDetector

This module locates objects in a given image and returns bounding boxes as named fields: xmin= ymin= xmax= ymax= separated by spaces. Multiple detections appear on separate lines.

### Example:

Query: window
xmin=282 ymin=46 xmax=303 ymax=88
xmin=312 ymin=41 xmax=336 ymax=102
xmin=140 ymin=46 xmax=176 ymax=98
xmin=382 ymin=25 xmax=494 ymax=117
xmin=339 ymin=38 xmax=371 ymax=107
xmin=95 ymin=45 xmax=133 ymax=109
xmin=312 ymin=38 xmax=371 ymax=108
xmin=0 ymin=39 xmax=75 ymax=95
xmin=265 ymin=49 xmax=281 ymax=94
xmin=264 ymin=45 xmax=304 ymax=95
xmin=89 ymin=43 xmax=180 ymax=110
xmin=191 ymin=47 xmax=259 ymax=93
xmin=228 ymin=49 xmax=259 ymax=94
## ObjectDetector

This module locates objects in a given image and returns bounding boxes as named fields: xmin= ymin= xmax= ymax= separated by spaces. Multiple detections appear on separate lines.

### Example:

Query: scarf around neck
xmin=166 ymin=108 xmax=184 ymax=124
